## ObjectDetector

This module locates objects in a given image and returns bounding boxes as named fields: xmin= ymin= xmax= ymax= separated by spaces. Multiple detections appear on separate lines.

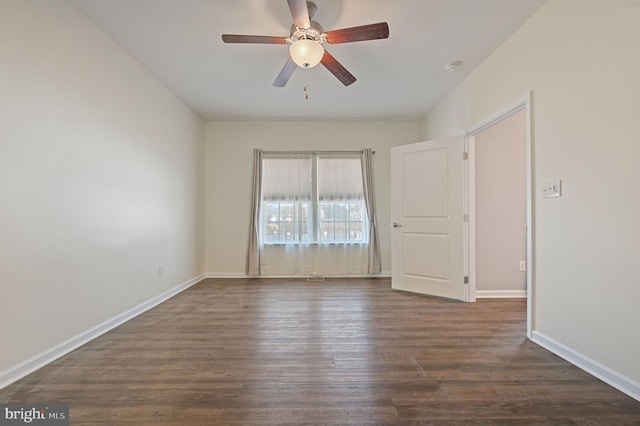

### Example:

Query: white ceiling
xmin=71 ymin=0 xmax=547 ymax=121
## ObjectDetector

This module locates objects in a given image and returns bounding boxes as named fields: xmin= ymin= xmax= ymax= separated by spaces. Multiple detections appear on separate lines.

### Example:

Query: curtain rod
xmin=262 ymin=150 xmax=375 ymax=155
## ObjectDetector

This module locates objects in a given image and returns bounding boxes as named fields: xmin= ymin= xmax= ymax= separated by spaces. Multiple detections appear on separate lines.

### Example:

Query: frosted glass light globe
xmin=289 ymin=39 xmax=324 ymax=68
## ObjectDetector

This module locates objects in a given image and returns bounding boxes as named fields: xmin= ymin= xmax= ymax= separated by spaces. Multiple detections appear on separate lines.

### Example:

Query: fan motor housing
xmin=290 ymin=21 xmax=325 ymax=42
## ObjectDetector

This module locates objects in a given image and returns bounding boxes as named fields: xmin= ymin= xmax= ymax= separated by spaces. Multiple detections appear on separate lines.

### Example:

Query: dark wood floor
xmin=2 ymin=278 xmax=639 ymax=425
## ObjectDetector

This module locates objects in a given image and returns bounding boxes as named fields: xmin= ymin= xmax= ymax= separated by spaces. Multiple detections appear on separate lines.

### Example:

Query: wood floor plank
xmin=1 ymin=278 xmax=639 ymax=425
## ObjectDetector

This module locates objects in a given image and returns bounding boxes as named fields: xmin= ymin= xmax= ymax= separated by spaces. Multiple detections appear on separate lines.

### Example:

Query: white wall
xmin=475 ymin=110 xmax=527 ymax=294
xmin=0 ymin=0 xmax=205 ymax=377
xmin=420 ymin=0 xmax=640 ymax=386
xmin=205 ymin=120 xmax=421 ymax=276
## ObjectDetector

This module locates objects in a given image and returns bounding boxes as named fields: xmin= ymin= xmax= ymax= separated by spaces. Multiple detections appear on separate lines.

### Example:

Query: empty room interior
xmin=1 ymin=0 xmax=639 ymax=424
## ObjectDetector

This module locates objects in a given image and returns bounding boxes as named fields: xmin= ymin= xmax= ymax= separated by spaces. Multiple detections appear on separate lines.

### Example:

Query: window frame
xmin=260 ymin=153 xmax=368 ymax=245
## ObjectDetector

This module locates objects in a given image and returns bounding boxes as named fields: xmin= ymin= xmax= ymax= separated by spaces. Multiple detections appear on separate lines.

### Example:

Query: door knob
xmin=392 ymin=223 xmax=402 ymax=228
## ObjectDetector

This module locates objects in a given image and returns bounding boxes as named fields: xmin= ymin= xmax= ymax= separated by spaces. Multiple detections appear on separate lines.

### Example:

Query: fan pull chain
xmin=304 ymin=84 xmax=309 ymax=100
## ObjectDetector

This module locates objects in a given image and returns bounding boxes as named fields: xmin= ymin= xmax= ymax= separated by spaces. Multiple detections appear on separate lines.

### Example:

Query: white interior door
xmin=391 ymin=136 xmax=467 ymax=301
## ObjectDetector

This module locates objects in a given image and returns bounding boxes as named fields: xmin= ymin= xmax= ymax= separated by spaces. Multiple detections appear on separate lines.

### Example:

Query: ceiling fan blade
xmin=287 ymin=0 xmax=311 ymax=29
xmin=325 ymin=22 xmax=389 ymax=44
xmin=222 ymin=34 xmax=288 ymax=44
xmin=320 ymin=51 xmax=356 ymax=86
xmin=273 ymin=57 xmax=297 ymax=87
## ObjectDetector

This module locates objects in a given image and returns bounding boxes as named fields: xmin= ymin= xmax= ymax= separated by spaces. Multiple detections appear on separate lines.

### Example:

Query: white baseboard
xmin=205 ymin=272 xmax=392 ymax=279
xmin=0 ymin=274 xmax=205 ymax=390
xmin=204 ymin=272 xmax=249 ymax=279
xmin=532 ymin=331 xmax=640 ymax=402
xmin=476 ymin=289 xmax=527 ymax=298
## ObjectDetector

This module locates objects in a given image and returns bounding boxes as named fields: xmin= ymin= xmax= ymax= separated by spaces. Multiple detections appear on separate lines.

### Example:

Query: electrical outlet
xmin=519 ymin=261 xmax=526 ymax=272
xmin=157 ymin=266 xmax=164 ymax=277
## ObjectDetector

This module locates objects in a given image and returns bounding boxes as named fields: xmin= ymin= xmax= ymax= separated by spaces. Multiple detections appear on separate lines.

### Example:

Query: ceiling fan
xmin=222 ymin=0 xmax=389 ymax=87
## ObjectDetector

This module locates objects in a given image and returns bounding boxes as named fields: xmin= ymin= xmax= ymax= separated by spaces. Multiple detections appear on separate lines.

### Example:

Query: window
xmin=262 ymin=201 xmax=310 ymax=242
xmin=261 ymin=152 xmax=367 ymax=244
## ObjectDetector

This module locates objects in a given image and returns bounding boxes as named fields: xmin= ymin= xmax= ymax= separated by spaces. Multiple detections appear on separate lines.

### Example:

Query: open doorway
xmin=473 ymin=109 xmax=527 ymax=297
xmin=466 ymin=94 xmax=533 ymax=337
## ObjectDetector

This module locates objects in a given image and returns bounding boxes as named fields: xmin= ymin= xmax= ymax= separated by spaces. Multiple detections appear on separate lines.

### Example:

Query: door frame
xmin=465 ymin=92 xmax=533 ymax=338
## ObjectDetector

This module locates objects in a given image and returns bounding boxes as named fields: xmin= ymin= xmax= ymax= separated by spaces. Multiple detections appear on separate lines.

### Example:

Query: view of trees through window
xmin=319 ymin=202 xmax=364 ymax=242
xmin=262 ymin=201 xmax=366 ymax=243
xmin=263 ymin=202 xmax=310 ymax=242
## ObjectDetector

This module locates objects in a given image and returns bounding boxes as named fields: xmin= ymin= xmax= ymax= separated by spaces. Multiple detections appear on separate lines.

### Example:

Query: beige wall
xmin=0 ymin=0 xmax=205 ymax=376
xmin=420 ymin=0 xmax=640 ymax=385
xmin=205 ymin=120 xmax=421 ymax=276
xmin=475 ymin=110 xmax=527 ymax=294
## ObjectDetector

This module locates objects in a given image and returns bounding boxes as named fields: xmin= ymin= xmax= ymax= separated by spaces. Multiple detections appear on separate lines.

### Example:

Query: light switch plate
xmin=542 ymin=180 xmax=561 ymax=198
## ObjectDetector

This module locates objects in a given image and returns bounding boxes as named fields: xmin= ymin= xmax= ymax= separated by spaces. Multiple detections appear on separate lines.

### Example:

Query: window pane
xmin=350 ymin=221 xmax=363 ymax=241
xmin=264 ymin=204 xmax=279 ymax=223
xmin=299 ymin=202 xmax=310 ymax=241
xmin=335 ymin=203 xmax=348 ymax=221
xmin=350 ymin=202 xmax=363 ymax=221
xmin=299 ymin=203 xmax=309 ymax=222
xmin=261 ymin=201 xmax=310 ymax=243
xmin=280 ymin=203 xmax=294 ymax=222
xmin=320 ymin=222 xmax=334 ymax=241
xmin=316 ymin=201 xmax=368 ymax=242
xmin=283 ymin=222 xmax=297 ymax=241
xmin=320 ymin=203 xmax=334 ymax=220
xmin=265 ymin=223 xmax=280 ymax=241
xmin=298 ymin=225 xmax=309 ymax=241
xmin=335 ymin=222 xmax=347 ymax=241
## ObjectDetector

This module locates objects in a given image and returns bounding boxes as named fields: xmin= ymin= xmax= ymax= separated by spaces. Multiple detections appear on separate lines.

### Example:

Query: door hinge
xmin=463 ymin=151 xmax=469 ymax=160
xmin=463 ymin=213 xmax=469 ymax=222
xmin=464 ymin=276 xmax=469 ymax=284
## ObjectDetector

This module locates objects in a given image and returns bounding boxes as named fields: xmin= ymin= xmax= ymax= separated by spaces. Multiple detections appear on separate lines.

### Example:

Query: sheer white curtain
xmin=249 ymin=150 xmax=377 ymax=276
xmin=259 ymin=153 xmax=313 ymax=275
xmin=313 ymin=153 xmax=369 ymax=275
xmin=317 ymin=155 xmax=363 ymax=202
xmin=262 ymin=155 xmax=312 ymax=205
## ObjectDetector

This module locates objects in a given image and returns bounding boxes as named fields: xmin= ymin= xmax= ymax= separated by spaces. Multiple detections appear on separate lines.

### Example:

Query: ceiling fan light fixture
xmin=289 ymin=39 xmax=324 ymax=69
